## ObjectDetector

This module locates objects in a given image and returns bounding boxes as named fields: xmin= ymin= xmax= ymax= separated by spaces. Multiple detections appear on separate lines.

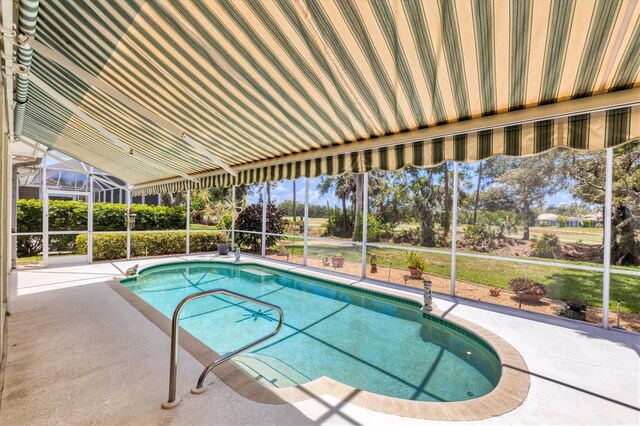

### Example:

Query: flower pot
xmin=564 ymin=309 xmax=586 ymax=321
xmin=331 ymin=256 xmax=344 ymax=268
xmin=217 ymin=243 xmax=231 ymax=255
xmin=408 ymin=268 xmax=423 ymax=279
xmin=489 ymin=288 xmax=501 ymax=297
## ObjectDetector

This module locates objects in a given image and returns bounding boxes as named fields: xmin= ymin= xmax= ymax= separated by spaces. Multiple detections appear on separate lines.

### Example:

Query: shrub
xmin=76 ymin=231 xmax=223 ymax=261
xmin=532 ymin=233 xmax=561 ymax=258
xmin=355 ymin=214 xmax=384 ymax=242
xmin=235 ymin=204 xmax=285 ymax=252
xmin=405 ymin=251 xmax=427 ymax=270
xmin=283 ymin=219 xmax=302 ymax=235
xmin=565 ymin=299 xmax=586 ymax=312
xmin=16 ymin=200 xmax=187 ymax=257
xmin=392 ymin=228 xmax=420 ymax=245
xmin=324 ymin=210 xmax=353 ymax=238
xmin=508 ymin=277 xmax=548 ymax=297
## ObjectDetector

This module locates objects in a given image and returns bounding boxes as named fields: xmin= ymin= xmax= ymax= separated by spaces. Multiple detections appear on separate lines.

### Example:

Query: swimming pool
xmin=121 ymin=261 xmax=502 ymax=403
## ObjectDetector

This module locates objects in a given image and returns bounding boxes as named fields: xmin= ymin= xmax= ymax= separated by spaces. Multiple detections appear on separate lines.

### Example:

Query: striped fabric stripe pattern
xmin=16 ymin=0 xmax=640 ymax=193
xmin=133 ymin=106 xmax=640 ymax=195
xmin=14 ymin=0 xmax=40 ymax=136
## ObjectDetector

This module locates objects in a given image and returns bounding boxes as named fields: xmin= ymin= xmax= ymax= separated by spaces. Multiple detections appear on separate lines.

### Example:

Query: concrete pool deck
xmin=1 ymin=255 xmax=639 ymax=425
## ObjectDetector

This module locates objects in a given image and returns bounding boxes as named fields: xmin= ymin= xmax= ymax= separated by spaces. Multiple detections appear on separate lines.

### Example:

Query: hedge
xmin=17 ymin=199 xmax=186 ymax=257
xmin=76 ymin=231 xmax=224 ymax=261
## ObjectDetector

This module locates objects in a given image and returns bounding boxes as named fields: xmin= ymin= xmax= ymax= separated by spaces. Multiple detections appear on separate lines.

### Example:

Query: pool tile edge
xmin=110 ymin=258 xmax=531 ymax=421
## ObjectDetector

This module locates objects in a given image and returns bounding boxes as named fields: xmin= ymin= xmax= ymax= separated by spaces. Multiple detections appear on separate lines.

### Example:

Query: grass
xmin=190 ymin=224 xmax=217 ymax=230
xmin=283 ymin=217 xmax=325 ymax=228
xmin=509 ymin=226 xmax=603 ymax=245
xmin=282 ymin=241 xmax=639 ymax=312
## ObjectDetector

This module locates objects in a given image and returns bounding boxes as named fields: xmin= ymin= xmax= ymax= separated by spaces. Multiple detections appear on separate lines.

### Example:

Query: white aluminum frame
xmin=87 ymin=172 xmax=93 ymax=263
xmin=10 ymin=141 xmax=637 ymax=332
xmin=303 ymin=178 xmax=309 ymax=266
xmin=602 ymin=148 xmax=614 ymax=328
xmin=361 ymin=172 xmax=369 ymax=278
xmin=450 ymin=162 xmax=459 ymax=296
xmin=186 ymin=190 xmax=191 ymax=255
xmin=126 ymin=186 xmax=132 ymax=260
xmin=261 ymin=182 xmax=267 ymax=257
xmin=41 ymin=155 xmax=48 ymax=267
xmin=231 ymin=185 xmax=236 ymax=250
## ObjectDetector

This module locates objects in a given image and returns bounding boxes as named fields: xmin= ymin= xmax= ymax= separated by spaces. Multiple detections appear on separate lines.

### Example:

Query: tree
xmin=235 ymin=203 xmax=285 ymax=252
xmin=292 ymin=180 xmax=297 ymax=222
xmin=368 ymin=169 xmax=412 ymax=227
xmin=405 ymin=167 xmax=441 ymax=247
xmin=318 ymin=174 xmax=353 ymax=237
xmin=481 ymin=155 xmax=560 ymax=240
xmin=352 ymin=173 xmax=364 ymax=241
xmin=442 ymin=162 xmax=452 ymax=235
xmin=473 ymin=163 xmax=483 ymax=225
xmin=567 ymin=142 xmax=640 ymax=266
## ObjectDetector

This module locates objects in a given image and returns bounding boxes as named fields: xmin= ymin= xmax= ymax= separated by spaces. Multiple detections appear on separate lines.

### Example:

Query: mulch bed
xmin=267 ymin=253 xmax=639 ymax=333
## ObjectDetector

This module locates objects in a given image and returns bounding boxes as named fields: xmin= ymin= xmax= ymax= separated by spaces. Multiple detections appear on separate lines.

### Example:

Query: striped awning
xmin=14 ymin=0 xmax=640 ymax=194
xmin=135 ymin=105 xmax=640 ymax=195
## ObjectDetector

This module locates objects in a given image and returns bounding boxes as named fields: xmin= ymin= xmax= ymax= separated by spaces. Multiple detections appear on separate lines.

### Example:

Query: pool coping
xmin=108 ymin=257 xmax=530 ymax=421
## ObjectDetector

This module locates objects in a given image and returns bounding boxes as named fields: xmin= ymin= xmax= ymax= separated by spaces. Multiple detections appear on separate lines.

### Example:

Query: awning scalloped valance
xmin=132 ymin=105 xmax=639 ymax=196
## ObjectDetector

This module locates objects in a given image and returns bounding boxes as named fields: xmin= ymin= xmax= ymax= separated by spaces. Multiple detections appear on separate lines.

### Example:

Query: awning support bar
xmin=27 ymin=72 xmax=198 ymax=183
xmin=20 ymin=35 xmax=236 ymax=176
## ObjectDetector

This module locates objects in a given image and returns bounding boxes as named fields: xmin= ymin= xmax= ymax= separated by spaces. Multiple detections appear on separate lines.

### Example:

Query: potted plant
xmin=216 ymin=236 xmax=231 ymax=255
xmin=563 ymin=299 xmax=587 ymax=321
xmin=508 ymin=277 xmax=548 ymax=302
xmin=331 ymin=253 xmax=345 ymax=268
xmin=489 ymin=288 xmax=501 ymax=297
xmin=216 ymin=212 xmax=231 ymax=256
xmin=405 ymin=251 xmax=426 ymax=279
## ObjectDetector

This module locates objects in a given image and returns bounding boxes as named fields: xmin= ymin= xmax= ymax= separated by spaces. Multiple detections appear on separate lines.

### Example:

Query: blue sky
xmin=247 ymin=177 xmax=343 ymax=207
xmin=249 ymin=172 xmax=581 ymax=211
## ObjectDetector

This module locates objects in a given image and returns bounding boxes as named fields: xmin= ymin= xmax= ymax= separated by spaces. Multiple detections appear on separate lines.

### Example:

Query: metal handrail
xmin=161 ymin=289 xmax=284 ymax=409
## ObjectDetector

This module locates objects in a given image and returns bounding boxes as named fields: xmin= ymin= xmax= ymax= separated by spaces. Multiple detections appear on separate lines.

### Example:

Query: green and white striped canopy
xmin=16 ymin=0 xmax=640 ymax=195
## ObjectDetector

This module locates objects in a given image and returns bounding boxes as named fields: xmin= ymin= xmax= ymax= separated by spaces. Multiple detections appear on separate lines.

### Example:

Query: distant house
xmin=581 ymin=213 xmax=604 ymax=225
xmin=536 ymin=213 xmax=558 ymax=226
xmin=566 ymin=217 xmax=580 ymax=227
xmin=537 ymin=212 xmax=602 ymax=227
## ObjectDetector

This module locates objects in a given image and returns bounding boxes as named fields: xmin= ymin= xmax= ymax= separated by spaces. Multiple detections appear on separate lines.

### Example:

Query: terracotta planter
xmin=331 ymin=256 xmax=345 ymax=268
xmin=489 ymin=288 xmax=501 ymax=297
xmin=408 ymin=268 xmax=423 ymax=279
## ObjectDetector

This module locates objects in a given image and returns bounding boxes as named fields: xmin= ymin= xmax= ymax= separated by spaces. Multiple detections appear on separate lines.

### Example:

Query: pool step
xmin=233 ymin=353 xmax=308 ymax=388
xmin=240 ymin=268 xmax=276 ymax=283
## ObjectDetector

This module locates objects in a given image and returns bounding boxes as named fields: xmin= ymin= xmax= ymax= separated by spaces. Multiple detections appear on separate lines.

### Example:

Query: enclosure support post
xmin=261 ymin=182 xmax=267 ymax=257
xmin=450 ymin=162 xmax=459 ymax=296
xmin=87 ymin=171 xmax=94 ymax=263
xmin=185 ymin=190 xmax=191 ymax=255
xmin=231 ymin=185 xmax=236 ymax=250
xmin=303 ymin=178 xmax=309 ymax=266
xmin=11 ymin=167 xmax=17 ymax=269
xmin=602 ymin=148 xmax=613 ymax=329
xmin=42 ymin=154 xmax=48 ymax=267
xmin=126 ymin=186 xmax=131 ymax=260
xmin=361 ymin=172 xmax=369 ymax=278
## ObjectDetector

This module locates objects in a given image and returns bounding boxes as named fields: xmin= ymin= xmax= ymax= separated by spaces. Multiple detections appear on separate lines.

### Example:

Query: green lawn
xmin=283 ymin=217 xmax=326 ymax=228
xmin=505 ymin=226 xmax=603 ymax=245
xmin=190 ymin=224 xmax=217 ymax=230
xmin=283 ymin=242 xmax=639 ymax=312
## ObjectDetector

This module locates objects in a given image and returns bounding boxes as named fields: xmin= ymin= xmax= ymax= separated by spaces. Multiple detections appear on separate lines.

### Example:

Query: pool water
xmin=123 ymin=262 xmax=501 ymax=402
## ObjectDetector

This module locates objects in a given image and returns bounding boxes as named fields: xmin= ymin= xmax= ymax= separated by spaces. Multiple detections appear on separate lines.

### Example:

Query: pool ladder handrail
xmin=162 ymin=288 xmax=284 ymax=409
